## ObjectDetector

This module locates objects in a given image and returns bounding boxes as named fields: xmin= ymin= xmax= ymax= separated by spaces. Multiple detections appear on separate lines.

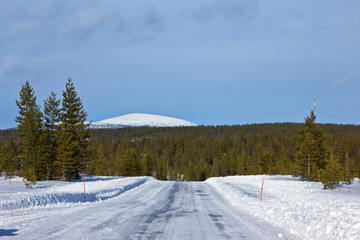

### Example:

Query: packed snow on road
xmin=1 ymin=175 xmax=359 ymax=239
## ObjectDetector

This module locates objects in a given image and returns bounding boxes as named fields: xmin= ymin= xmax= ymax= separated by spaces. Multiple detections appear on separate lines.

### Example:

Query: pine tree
xmin=15 ymin=81 xmax=44 ymax=183
xmin=55 ymin=122 xmax=76 ymax=180
xmin=321 ymin=152 xmax=342 ymax=189
xmin=236 ymin=149 xmax=248 ymax=175
xmin=228 ymin=148 xmax=237 ymax=176
xmin=43 ymin=91 xmax=61 ymax=179
xmin=186 ymin=161 xmax=196 ymax=181
xmin=44 ymin=91 xmax=61 ymax=131
xmin=114 ymin=144 xmax=125 ymax=176
xmin=95 ymin=143 xmax=107 ymax=175
xmin=156 ymin=156 xmax=167 ymax=180
xmin=58 ymin=77 xmax=90 ymax=180
xmin=343 ymin=150 xmax=355 ymax=184
xmin=295 ymin=111 xmax=326 ymax=180
xmin=261 ymin=146 xmax=275 ymax=175
xmin=0 ymin=140 xmax=18 ymax=180
xmin=124 ymin=147 xmax=140 ymax=176
xmin=276 ymin=148 xmax=290 ymax=175
xmin=141 ymin=152 xmax=153 ymax=176
xmin=195 ymin=159 xmax=206 ymax=181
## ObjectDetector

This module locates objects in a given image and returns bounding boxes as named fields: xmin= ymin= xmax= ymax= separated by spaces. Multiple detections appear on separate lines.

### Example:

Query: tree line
xmin=0 ymin=78 xmax=89 ymax=187
xmin=1 ymin=80 xmax=360 ymax=188
xmin=84 ymin=114 xmax=360 ymax=188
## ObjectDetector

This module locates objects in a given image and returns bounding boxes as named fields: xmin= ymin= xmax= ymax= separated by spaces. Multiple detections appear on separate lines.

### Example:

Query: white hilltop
xmin=90 ymin=113 xmax=197 ymax=128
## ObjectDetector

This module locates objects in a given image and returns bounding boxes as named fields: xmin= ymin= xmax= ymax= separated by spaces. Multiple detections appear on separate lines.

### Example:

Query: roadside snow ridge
xmin=91 ymin=113 xmax=197 ymax=128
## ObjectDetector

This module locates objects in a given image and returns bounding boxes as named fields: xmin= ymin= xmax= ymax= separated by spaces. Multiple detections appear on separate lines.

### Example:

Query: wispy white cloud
xmin=0 ymin=1 xmax=163 ymax=46
xmin=58 ymin=6 xmax=116 ymax=39
xmin=1 ymin=20 xmax=38 ymax=40
xmin=332 ymin=72 xmax=359 ymax=88
xmin=196 ymin=0 xmax=259 ymax=22
xmin=0 ymin=1 xmax=116 ymax=41
xmin=0 ymin=1 xmax=117 ymax=83
xmin=117 ymin=3 xmax=164 ymax=44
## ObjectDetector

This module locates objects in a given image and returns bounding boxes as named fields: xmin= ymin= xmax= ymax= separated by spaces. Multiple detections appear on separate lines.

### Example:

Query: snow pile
xmin=0 ymin=176 xmax=151 ymax=210
xmin=90 ymin=113 xmax=197 ymax=128
xmin=206 ymin=175 xmax=360 ymax=240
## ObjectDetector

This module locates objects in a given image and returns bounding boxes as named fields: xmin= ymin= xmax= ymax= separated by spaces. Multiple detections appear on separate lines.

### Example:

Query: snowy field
xmin=1 ymin=175 xmax=359 ymax=239
xmin=206 ymin=175 xmax=360 ymax=240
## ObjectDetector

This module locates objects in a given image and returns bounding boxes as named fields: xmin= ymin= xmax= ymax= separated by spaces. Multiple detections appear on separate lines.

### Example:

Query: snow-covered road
xmin=1 ymin=178 xmax=290 ymax=239
xmin=2 ymin=175 xmax=359 ymax=239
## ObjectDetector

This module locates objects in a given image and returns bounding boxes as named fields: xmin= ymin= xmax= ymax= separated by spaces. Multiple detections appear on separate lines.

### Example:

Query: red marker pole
xmin=260 ymin=178 xmax=264 ymax=201
xmin=82 ymin=172 xmax=86 ymax=199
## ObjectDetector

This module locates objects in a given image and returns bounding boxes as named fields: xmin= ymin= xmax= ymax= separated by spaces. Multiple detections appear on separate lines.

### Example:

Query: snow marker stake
xmin=260 ymin=178 xmax=264 ymax=201
xmin=83 ymin=172 xmax=86 ymax=199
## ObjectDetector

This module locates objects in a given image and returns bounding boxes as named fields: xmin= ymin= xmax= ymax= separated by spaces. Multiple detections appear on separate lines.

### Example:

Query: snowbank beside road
xmin=0 ymin=176 xmax=151 ymax=210
xmin=206 ymin=175 xmax=360 ymax=240
xmin=2 ymin=175 xmax=360 ymax=239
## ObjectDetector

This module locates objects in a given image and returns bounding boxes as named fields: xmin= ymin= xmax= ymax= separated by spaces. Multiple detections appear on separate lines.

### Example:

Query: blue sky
xmin=1 ymin=0 xmax=360 ymax=129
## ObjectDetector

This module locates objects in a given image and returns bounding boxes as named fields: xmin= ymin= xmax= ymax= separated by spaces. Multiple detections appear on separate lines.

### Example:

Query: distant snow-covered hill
xmin=90 ymin=113 xmax=197 ymax=128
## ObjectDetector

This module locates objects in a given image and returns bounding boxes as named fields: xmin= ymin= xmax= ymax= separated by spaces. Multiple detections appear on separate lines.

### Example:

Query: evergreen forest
xmin=1 ymin=80 xmax=360 ymax=189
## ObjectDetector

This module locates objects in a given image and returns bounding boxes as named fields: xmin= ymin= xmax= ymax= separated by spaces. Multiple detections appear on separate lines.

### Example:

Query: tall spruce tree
xmin=58 ymin=77 xmax=90 ymax=180
xmin=43 ymin=91 xmax=61 ymax=179
xmin=295 ymin=111 xmax=326 ymax=181
xmin=15 ymin=81 xmax=45 ymax=185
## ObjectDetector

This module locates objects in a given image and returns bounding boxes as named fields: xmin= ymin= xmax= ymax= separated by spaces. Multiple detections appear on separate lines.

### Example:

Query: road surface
xmin=2 ymin=180 xmax=288 ymax=239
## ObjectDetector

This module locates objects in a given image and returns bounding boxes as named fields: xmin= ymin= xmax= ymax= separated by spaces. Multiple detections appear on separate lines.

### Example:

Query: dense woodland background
xmin=2 ymin=122 xmax=360 ymax=185
xmin=2 ymin=80 xmax=357 ymax=189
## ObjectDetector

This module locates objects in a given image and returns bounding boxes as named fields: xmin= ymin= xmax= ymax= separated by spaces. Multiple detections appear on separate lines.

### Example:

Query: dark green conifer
xmin=124 ymin=147 xmax=140 ymax=176
xmin=321 ymin=152 xmax=342 ymax=189
xmin=343 ymin=151 xmax=356 ymax=184
xmin=58 ymin=77 xmax=90 ymax=180
xmin=236 ymin=150 xmax=248 ymax=175
xmin=295 ymin=111 xmax=326 ymax=180
xmin=0 ymin=140 xmax=18 ymax=180
xmin=43 ymin=91 xmax=61 ymax=179
xmin=15 ymin=81 xmax=44 ymax=183
xmin=95 ymin=143 xmax=107 ymax=175
xmin=114 ymin=144 xmax=124 ymax=176
xmin=55 ymin=121 xmax=77 ymax=180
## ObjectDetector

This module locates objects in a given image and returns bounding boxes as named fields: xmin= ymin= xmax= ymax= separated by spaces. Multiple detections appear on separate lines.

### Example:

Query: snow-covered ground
xmin=206 ymin=175 xmax=360 ymax=240
xmin=0 ymin=176 xmax=149 ymax=211
xmin=1 ymin=175 xmax=359 ymax=239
